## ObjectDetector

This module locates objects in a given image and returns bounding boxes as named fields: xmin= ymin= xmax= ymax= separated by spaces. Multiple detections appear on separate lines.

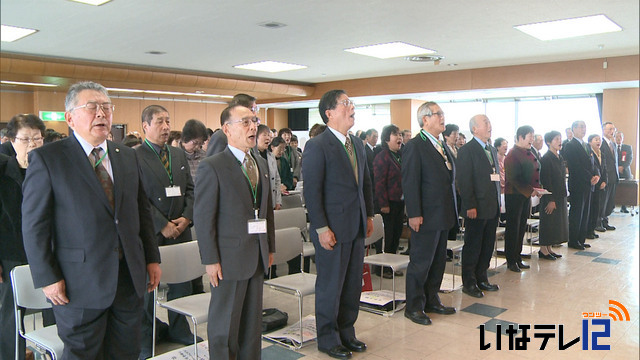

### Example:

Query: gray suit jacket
xmin=22 ymin=136 xmax=160 ymax=308
xmin=136 ymin=142 xmax=194 ymax=244
xmin=600 ymin=139 xmax=619 ymax=185
xmin=205 ymin=130 xmax=228 ymax=157
xmin=456 ymin=138 xmax=501 ymax=219
xmin=194 ymin=147 xmax=275 ymax=280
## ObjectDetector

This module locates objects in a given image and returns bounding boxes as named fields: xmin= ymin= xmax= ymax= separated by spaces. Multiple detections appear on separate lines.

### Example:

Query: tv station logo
xmin=480 ymin=300 xmax=630 ymax=351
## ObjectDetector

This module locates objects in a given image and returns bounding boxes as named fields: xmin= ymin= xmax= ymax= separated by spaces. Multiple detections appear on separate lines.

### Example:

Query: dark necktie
xmin=243 ymin=150 xmax=258 ymax=189
xmin=91 ymin=147 xmax=114 ymax=209
xmin=344 ymin=136 xmax=358 ymax=183
xmin=618 ymin=145 xmax=622 ymax=154
xmin=484 ymin=145 xmax=494 ymax=166
xmin=160 ymin=147 xmax=170 ymax=174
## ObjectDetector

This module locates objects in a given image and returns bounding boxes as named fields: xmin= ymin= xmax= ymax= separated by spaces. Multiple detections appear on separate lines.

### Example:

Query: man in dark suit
xmin=560 ymin=127 xmax=573 ymax=157
xmin=303 ymin=90 xmax=374 ymax=359
xmin=194 ymin=104 xmax=274 ymax=360
xmin=401 ymin=101 xmax=457 ymax=326
xmin=598 ymin=122 xmax=619 ymax=231
xmin=456 ymin=114 xmax=501 ymax=298
xmin=206 ymin=93 xmax=257 ymax=157
xmin=563 ymin=120 xmax=600 ymax=250
xmin=136 ymin=105 xmax=197 ymax=358
xmin=530 ymin=134 xmax=543 ymax=215
xmin=615 ymin=131 xmax=633 ymax=212
xmin=21 ymin=81 xmax=161 ymax=359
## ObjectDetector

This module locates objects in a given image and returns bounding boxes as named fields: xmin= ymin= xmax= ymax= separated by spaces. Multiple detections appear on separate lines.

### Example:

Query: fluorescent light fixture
xmin=106 ymin=87 xmax=144 ymax=93
xmin=514 ymin=14 xmax=622 ymax=41
xmin=1 ymin=80 xmax=57 ymax=87
xmin=234 ymin=61 xmax=307 ymax=73
xmin=68 ymin=0 xmax=112 ymax=5
xmin=143 ymin=90 xmax=185 ymax=96
xmin=190 ymin=93 xmax=234 ymax=99
xmin=107 ymin=87 xmax=234 ymax=98
xmin=344 ymin=42 xmax=436 ymax=59
xmin=1 ymin=25 xmax=38 ymax=42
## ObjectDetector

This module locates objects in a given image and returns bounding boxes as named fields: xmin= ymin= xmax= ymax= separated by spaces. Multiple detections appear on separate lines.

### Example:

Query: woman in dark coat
xmin=538 ymin=131 xmax=568 ymax=260
xmin=587 ymin=134 xmax=607 ymax=239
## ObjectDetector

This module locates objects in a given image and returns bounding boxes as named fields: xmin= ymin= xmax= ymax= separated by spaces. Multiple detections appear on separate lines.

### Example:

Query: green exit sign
xmin=39 ymin=111 xmax=66 ymax=121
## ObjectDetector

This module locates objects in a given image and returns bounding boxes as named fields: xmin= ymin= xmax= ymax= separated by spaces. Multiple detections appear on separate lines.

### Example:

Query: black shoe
xmin=394 ymin=271 xmax=404 ymax=277
xmin=604 ymin=225 xmax=616 ymax=230
xmin=169 ymin=335 xmax=204 ymax=345
xmin=520 ymin=253 xmax=532 ymax=259
xmin=507 ymin=263 xmax=521 ymax=272
xmin=517 ymin=261 xmax=530 ymax=269
xmin=400 ymin=250 xmax=410 ymax=255
xmin=425 ymin=303 xmax=456 ymax=315
xmin=621 ymin=208 xmax=630 ymax=213
xmin=549 ymin=252 xmax=562 ymax=258
xmin=319 ymin=345 xmax=353 ymax=359
xmin=382 ymin=269 xmax=393 ymax=279
xmin=342 ymin=338 xmax=367 ymax=352
xmin=594 ymin=226 xmax=606 ymax=232
xmin=593 ymin=233 xmax=600 ymax=238
xmin=568 ymin=244 xmax=585 ymax=250
xmin=462 ymin=285 xmax=484 ymax=298
xmin=538 ymin=251 xmax=556 ymax=260
xmin=404 ymin=310 xmax=432 ymax=325
xmin=583 ymin=243 xmax=591 ymax=248
xmin=586 ymin=233 xmax=596 ymax=239
xmin=139 ymin=349 xmax=152 ymax=360
xmin=478 ymin=282 xmax=499 ymax=291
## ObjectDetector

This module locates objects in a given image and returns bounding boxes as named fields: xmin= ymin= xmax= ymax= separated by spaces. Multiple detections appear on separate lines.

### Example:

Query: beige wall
xmin=390 ymin=99 xmax=425 ymax=135
xmin=603 ymin=88 xmax=639 ymax=179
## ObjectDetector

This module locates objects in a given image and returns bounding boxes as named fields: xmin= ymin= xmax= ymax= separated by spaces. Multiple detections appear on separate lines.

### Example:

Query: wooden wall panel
xmin=205 ymin=103 xmax=228 ymax=130
xmin=603 ymin=88 xmax=639 ymax=179
xmin=111 ymin=98 xmax=142 ymax=135
xmin=173 ymin=102 xmax=207 ymax=131
xmin=1 ymin=91 xmax=34 ymax=122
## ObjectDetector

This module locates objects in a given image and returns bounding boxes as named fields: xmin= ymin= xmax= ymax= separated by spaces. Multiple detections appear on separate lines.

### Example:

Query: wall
xmin=602 ymin=88 xmax=639 ymax=179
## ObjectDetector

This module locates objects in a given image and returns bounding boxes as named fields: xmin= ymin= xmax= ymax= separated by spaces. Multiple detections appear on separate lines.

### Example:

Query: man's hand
xmin=466 ymin=208 xmax=478 ymax=219
xmin=146 ymin=263 xmax=161 ymax=292
xmin=0 ymin=264 xmax=3 ymax=283
xmin=161 ymin=221 xmax=180 ymax=239
xmin=590 ymin=175 xmax=600 ymax=186
xmin=280 ymin=184 xmax=287 ymax=193
xmin=206 ymin=263 xmax=223 ymax=287
xmin=545 ymin=201 xmax=556 ymax=215
xmin=43 ymin=280 xmax=69 ymax=305
xmin=269 ymin=253 xmax=274 ymax=267
xmin=318 ymin=229 xmax=337 ymax=251
xmin=408 ymin=216 xmax=423 ymax=232
xmin=599 ymin=182 xmax=606 ymax=190
xmin=171 ymin=217 xmax=190 ymax=235
xmin=379 ymin=206 xmax=390 ymax=214
xmin=366 ymin=217 xmax=374 ymax=238
xmin=619 ymin=165 xmax=624 ymax=174
xmin=274 ymin=204 xmax=282 ymax=210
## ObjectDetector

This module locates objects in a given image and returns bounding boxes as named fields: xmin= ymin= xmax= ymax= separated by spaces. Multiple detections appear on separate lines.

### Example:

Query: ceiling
xmin=1 ymin=0 xmax=639 ymax=104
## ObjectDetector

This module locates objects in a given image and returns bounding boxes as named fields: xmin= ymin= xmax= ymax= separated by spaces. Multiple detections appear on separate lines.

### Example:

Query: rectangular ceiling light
xmin=514 ymin=14 xmax=622 ymax=41
xmin=234 ymin=61 xmax=307 ymax=73
xmin=1 ymin=25 xmax=38 ymax=42
xmin=68 ymin=0 xmax=112 ymax=5
xmin=1 ymin=80 xmax=57 ymax=87
xmin=344 ymin=42 xmax=436 ymax=59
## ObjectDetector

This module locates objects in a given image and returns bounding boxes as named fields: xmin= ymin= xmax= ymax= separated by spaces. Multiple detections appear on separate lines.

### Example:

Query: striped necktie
xmin=244 ymin=150 xmax=258 ymax=189
xmin=344 ymin=136 xmax=358 ymax=183
xmin=160 ymin=147 xmax=170 ymax=173
xmin=91 ymin=147 xmax=114 ymax=209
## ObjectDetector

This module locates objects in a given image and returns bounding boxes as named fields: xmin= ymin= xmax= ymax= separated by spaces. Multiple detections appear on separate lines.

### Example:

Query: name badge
xmin=248 ymin=219 xmax=267 ymax=234
xmin=165 ymin=185 xmax=182 ymax=197
xmin=490 ymin=173 xmax=500 ymax=182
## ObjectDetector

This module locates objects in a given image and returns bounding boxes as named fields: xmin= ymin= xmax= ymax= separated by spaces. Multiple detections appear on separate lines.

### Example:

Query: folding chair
xmin=274 ymin=207 xmax=314 ymax=269
xmin=11 ymin=265 xmax=64 ymax=360
xmin=152 ymin=241 xmax=209 ymax=358
xmin=281 ymin=193 xmax=303 ymax=209
xmin=263 ymin=227 xmax=317 ymax=349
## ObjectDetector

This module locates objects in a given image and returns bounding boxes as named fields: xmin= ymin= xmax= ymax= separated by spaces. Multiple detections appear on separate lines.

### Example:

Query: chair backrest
xmin=274 ymin=207 xmax=307 ymax=232
xmin=11 ymin=265 xmax=51 ymax=310
xmin=158 ymin=241 xmax=206 ymax=284
xmin=272 ymin=227 xmax=303 ymax=266
xmin=364 ymin=214 xmax=384 ymax=247
xmin=281 ymin=194 xmax=303 ymax=209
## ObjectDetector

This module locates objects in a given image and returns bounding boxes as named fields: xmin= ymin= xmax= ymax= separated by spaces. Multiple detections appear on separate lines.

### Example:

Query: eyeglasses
xmin=14 ymin=136 xmax=44 ymax=144
xmin=251 ymin=105 xmax=260 ymax=113
xmin=336 ymin=99 xmax=355 ymax=108
xmin=69 ymin=101 xmax=115 ymax=115
xmin=428 ymin=111 xmax=445 ymax=117
xmin=226 ymin=116 xmax=260 ymax=127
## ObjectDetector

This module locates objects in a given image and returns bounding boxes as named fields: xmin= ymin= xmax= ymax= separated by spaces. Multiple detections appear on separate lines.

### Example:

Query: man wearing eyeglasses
xmin=206 ymin=93 xmax=259 ymax=157
xmin=303 ymin=90 xmax=374 ymax=359
xmin=135 ymin=105 xmax=198 ymax=359
xmin=194 ymin=104 xmax=274 ymax=360
xmin=22 ymin=81 xmax=161 ymax=359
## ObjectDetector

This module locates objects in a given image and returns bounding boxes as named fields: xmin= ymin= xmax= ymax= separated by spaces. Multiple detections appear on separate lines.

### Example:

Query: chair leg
xmin=391 ymin=268 xmax=396 ymax=313
xmin=297 ymin=291 xmax=304 ymax=349
xmin=192 ymin=316 xmax=198 ymax=359
xmin=152 ymin=289 xmax=157 ymax=357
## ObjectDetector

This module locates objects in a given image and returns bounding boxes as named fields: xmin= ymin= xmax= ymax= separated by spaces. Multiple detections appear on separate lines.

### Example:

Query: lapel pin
xmin=115 ymin=148 xmax=120 ymax=153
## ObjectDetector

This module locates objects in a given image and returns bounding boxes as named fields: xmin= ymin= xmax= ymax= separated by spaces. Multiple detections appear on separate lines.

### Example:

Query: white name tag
xmin=165 ymin=185 xmax=182 ymax=197
xmin=490 ymin=173 xmax=500 ymax=182
xmin=248 ymin=219 xmax=267 ymax=234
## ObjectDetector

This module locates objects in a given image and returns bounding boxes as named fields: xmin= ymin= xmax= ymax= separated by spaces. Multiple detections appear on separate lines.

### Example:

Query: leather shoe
xmin=404 ymin=310 xmax=432 ymax=325
xmin=583 ymin=243 xmax=591 ymax=248
xmin=462 ymin=285 xmax=484 ymax=298
xmin=342 ymin=338 xmax=366 ymax=352
xmin=425 ymin=303 xmax=456 ymax=315
xmin=568 ymin=243 xmax=585 ymax=250
xmin=594 ymin=226 xmax=606 ymax=232
xmin=538 ymin=251 xmax=556 ymax=260
xmin=169 ymin=335 xmax=204 ymax=345
xmin=507 ymin=263 xmax=521 ymax=272
xmin=517 ymin=261 xmax=530 ymax=269
xmin=319 ymin=345 xmax=352 ymax=359
xmin=604 ymin=224 xmax=616 ymax=230
xmin=549 ymin=252 xmax=562 ymax=258
xmin=586 ymin=233 xmax=596 ymax=239
xmin=478 ymin=282 xmax=499 ymax=291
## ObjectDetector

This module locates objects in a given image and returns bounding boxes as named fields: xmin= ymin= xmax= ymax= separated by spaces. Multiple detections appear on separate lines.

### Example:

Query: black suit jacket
xmin=205 ymin=130 xmax=228 ymax=157
xmin=0 ymin=154 xmax=26 ymax=263
xmin=618 ymin=144 xmax=633 ymax=179
xmin=22 ymin=136 xmax=160 ymax=308
xmin=194 ymin=148 xmax=275 ymax=280
xmin=303 ymin=129 xmax=374 ymax=243
xmin=600 ymin=139 xmax=619 ymax=185
xmin=136 ymin=143 xmax=194 ymax=244
xmin=0 ymin=141 xmax=16 ymax=157
xmin=563 ymin=138 xmax=595 ymax=193
xmin=402 ymin=134 xmax=457 ymax=231
xmin=456 ymin=138 xmax=501 ymax=219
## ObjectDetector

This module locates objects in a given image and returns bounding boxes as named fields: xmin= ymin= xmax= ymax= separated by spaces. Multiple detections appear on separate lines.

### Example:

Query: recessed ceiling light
xmin=514 ymin=14 xmax=622 ymax=41
xmin=404 ymin=55 xmax=444 ymax=62
xmin=1 ymin=25 xmax=38 ymax=42
xmin=68 ymin=0 xmax=112 ymax=6
xmin=344 ymin=42 xmax=436 ymax=59
xmin=1 ymin=80 xmax=56 ymax=87
xmin=258 ymin=21 xmax=287 ymax=29
xmin=233 ymin=61 xmax=307 ymax=73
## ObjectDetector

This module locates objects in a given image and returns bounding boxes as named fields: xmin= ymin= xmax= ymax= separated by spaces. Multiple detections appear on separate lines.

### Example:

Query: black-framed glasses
xmin=69 ymin=101 xmax=115 ymax=115
xmin=226 ymin=116 xmax=260 ymax=127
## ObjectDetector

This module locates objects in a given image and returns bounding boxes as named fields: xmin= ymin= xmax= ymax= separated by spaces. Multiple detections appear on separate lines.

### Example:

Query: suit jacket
xmin=136 ymin=142 xmax=194 ymax=244
xmin=365 ymin=144 xmax=376 ymax=188
xmin=539 ymin=151 xmax=567 ymax=203
xmin=401 ymin=133 xmax=457 ymax=231
xmin=22 ymin=136 xmax=160 ymax=309
xmin=303 ymin=129 xmax=374 ymax=243
xmin=0 ymin=141 xmax=16 ymax=157
xmin=600 ymin=139 xmax=619 ymax=185
xmin=456 ymin=138 xmax=501 ymax=219
xmin=264 ymin=150 xmax=282 ymax=207
xmin=0 ymin=154 xmax=26 ymax=263
xmin=562 ymin=138 xmax=595 ymax=193
xmin=618 ymin=143 xmax=633 ymax=179
xmin=205 ymin=130 xmax=228 ymax=157
xmin=373 ymin=148 xmax=403 ymax=207
xmin=285 ymin=145 xmax=303 ymax=181
xmin=194 ymin=148 xmax=275 ymax=280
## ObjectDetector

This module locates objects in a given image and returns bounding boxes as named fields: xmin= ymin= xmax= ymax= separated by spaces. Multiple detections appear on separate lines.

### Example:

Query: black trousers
xmin=568 ymin=189 xmax=591 ymax=246
xmin=462 ymin=214 xmax=499 ymax=287
xmin=602 ymin=182 xmax=617 ymax=223
xmin=588 ymin=189 xmax=604 ymax=234
xmin=405 ymin=229 xmax=447 ymax=313
xmin=505 ymin=194 xmax=530 ymax=265
xmin=52 ymin=260 xmax=144 ymax=360
xmin=381 ymin=200 xmax=405 ymax=254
